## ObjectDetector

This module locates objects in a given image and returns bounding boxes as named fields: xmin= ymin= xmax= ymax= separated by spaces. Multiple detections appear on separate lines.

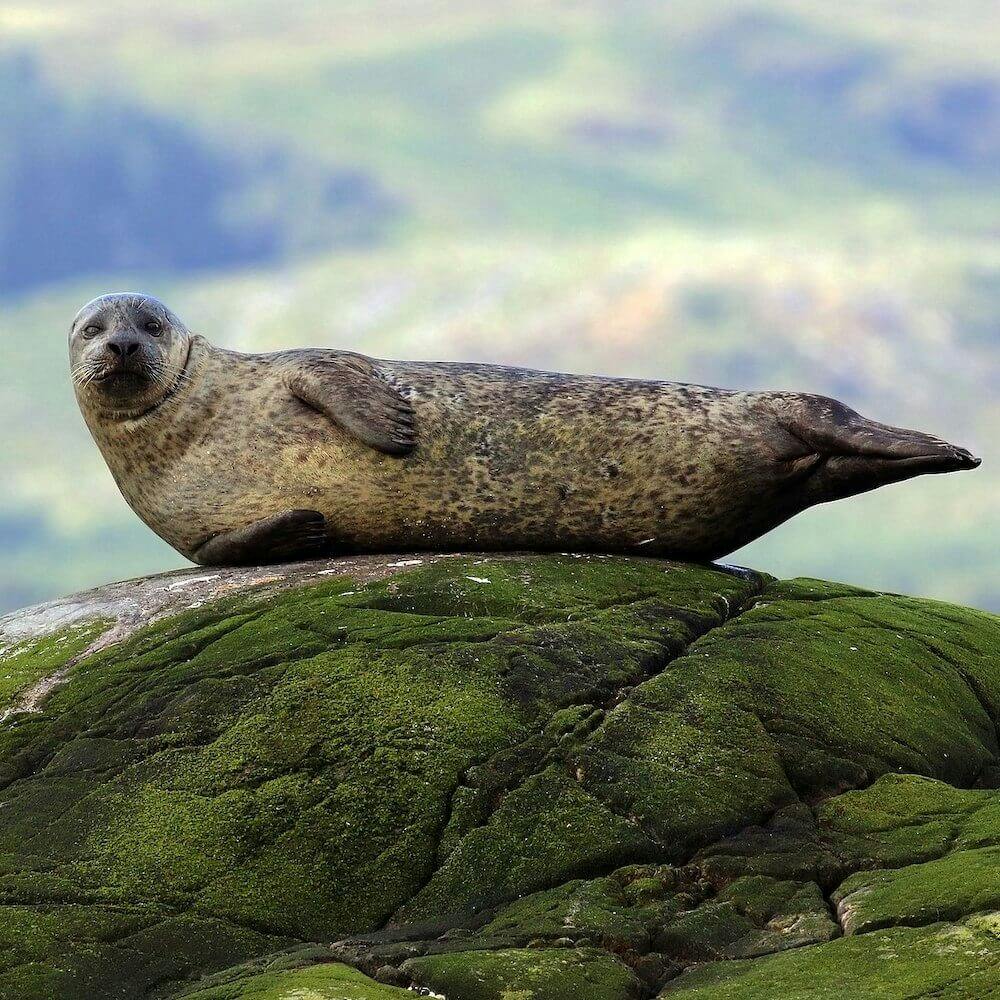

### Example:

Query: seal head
xmin=69 ymin=293 xmax=193 ymax=420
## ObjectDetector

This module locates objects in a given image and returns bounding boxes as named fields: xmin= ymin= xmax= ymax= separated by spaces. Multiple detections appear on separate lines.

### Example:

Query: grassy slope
xmin=0 ymin=0 xmax=996 ymax=610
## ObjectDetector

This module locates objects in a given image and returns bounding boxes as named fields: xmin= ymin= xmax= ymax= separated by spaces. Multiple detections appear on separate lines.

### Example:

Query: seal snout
xmin=106 ymin=336 xmax=143 ymax=358
xmin=102 ymin=332 xmax=148 ymax=374
xmin=89 ymin=332 xmax=155 ymax=386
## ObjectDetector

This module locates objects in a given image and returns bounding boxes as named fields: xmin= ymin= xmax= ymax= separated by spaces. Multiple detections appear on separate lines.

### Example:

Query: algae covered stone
xmin=176 ymin=955 xmax=417 ymax=999
xmin=659 ymin=917 xmax=1000 ymax=999
xmin=404 ymin=946 xmax=643 ymax=1000
xmin=0 ymin=553 xmax=996 ymax=999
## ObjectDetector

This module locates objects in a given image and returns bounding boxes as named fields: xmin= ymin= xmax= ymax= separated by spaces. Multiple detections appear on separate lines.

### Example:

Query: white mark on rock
xmin=166 ymin=575 xmax=220 ymax=591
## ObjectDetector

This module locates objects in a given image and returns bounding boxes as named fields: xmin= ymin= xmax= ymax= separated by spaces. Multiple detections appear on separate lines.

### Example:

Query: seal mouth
xmin=91 ymin=365 xmax=153 ymax=386
xmin=73 ymin=360 xmax=153 ymax=392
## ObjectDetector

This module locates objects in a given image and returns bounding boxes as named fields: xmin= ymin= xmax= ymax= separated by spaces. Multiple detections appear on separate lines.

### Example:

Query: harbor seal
xmin=69 ymin=292 xmax=981 ymax=567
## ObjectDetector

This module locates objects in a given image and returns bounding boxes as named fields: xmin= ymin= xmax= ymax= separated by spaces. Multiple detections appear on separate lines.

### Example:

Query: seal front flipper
xmin=192 ymin=509 xmax=330 ymax=566
xmin=287 ymin=356 xmax=416 ymax=456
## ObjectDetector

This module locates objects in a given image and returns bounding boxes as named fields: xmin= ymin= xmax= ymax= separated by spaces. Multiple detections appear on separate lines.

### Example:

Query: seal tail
xmin=780 ymin=396 xmax=981 ymax=502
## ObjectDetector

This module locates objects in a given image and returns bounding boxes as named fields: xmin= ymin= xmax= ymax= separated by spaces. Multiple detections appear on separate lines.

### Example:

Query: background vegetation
xmin=0 ymin=0 xmax=996 ymax=612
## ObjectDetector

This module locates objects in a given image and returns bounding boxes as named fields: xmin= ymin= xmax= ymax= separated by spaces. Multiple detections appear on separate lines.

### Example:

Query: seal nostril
xmin=107 ymin=343 xmax=122 ymax=356
xmin=126 ymin=343 xmax=141 ymax=356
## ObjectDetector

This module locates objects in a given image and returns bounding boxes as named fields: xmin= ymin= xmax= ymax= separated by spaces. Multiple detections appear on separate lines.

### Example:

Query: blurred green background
xmin=0 ymin=0 xmax=997 ymax=612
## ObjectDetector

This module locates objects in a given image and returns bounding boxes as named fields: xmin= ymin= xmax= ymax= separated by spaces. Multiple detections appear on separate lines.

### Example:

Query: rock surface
xmin=0 ymin=553 xmax=997 ymax=999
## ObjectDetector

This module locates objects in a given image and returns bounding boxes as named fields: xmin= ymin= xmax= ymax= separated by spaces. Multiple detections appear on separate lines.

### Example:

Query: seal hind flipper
xmin=193 ymin=509 xmax=330 ymax=566
xmin=778 ymin=394 xmax=980 ymax=502
xmin=288 ymin=356 xmax=416 ymax=456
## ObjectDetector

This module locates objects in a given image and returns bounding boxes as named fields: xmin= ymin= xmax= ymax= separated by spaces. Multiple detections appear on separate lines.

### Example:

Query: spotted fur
xmin=70 ymin=294 xmax=980 ymax=566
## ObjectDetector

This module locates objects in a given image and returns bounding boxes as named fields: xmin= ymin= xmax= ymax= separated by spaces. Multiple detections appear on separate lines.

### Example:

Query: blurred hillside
xmin=0 ymin=0 xmax=997 ymax=611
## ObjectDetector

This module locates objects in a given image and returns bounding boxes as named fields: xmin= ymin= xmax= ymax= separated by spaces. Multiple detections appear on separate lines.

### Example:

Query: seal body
xmin=70 ymin=293 xmax=981 ymax=566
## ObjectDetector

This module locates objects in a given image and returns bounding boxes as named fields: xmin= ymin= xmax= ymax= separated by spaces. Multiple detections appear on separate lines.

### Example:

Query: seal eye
xmin=145 ymin=320 xmax=163 ymax=335
xmin=82 ymin=325 xmax=102 ymax=338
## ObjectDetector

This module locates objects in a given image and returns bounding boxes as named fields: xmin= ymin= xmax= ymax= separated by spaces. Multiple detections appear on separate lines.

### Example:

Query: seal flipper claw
xmin=287 ymin=356 xmax=416 ymax=456
xmin=192 ymin=509 xmax=330 ymax=566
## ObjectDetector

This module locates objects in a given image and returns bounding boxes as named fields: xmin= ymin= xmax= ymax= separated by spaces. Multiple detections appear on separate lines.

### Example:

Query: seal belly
xmin=320 ymin=370 xmax=764 ymax=557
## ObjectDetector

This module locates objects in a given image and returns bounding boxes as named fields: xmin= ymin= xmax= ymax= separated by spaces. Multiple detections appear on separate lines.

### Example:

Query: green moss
xmin=660 ymin=918 xmax=1000 ymax=999
xmin=697 ymin=774 xmax=1000 ymax=891
xmin=404 ymin=946 xmax=643 ymax=1000
xmin=695 ymin=802 xmax=835 ymax=885
xmin=399 ymin=764 xmax=656 ymax=921
xmin=575 ymin=582 xmax=1000 ymax=856
xmin=0 ymin=618 xmax=108 ymax=713
xmin=472 ymin=864 xmax=696 ymax=951
xmin=0 ymin=907 xmax=280 ymax=1000
xmin=819 ymin=773 xmax=1000 ymax=872
xmin=178 ymin=958 xmax=416 ymax=999
xmin=93 ymin=627 xmax=528 ymax=936
xmin=464 ymin=865 xmax=838 ymax=965
xmin=0 ymin=557 xmax=996 ymax=997
xmin=346 ymin=556 xmax=762 ymax=627
xmin=766 ymin=579 xmax=1000 ymax=724
xmin=0 ymin=557 xmax=767 ymax=996
xmin=657 ymin=877 xmax=837 ymax=960
xmin=834 ymin=847 xmax=1000 ymax=934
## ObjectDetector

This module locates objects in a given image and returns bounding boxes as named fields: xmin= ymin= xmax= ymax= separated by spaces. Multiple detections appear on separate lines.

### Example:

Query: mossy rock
xmin=175 ymin=951 xmax=416 ymax=999
xmin=658 ymin=915 xmax=1000 ymax=999
xmin=0 ymin=553 xmax=996 ymax=999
